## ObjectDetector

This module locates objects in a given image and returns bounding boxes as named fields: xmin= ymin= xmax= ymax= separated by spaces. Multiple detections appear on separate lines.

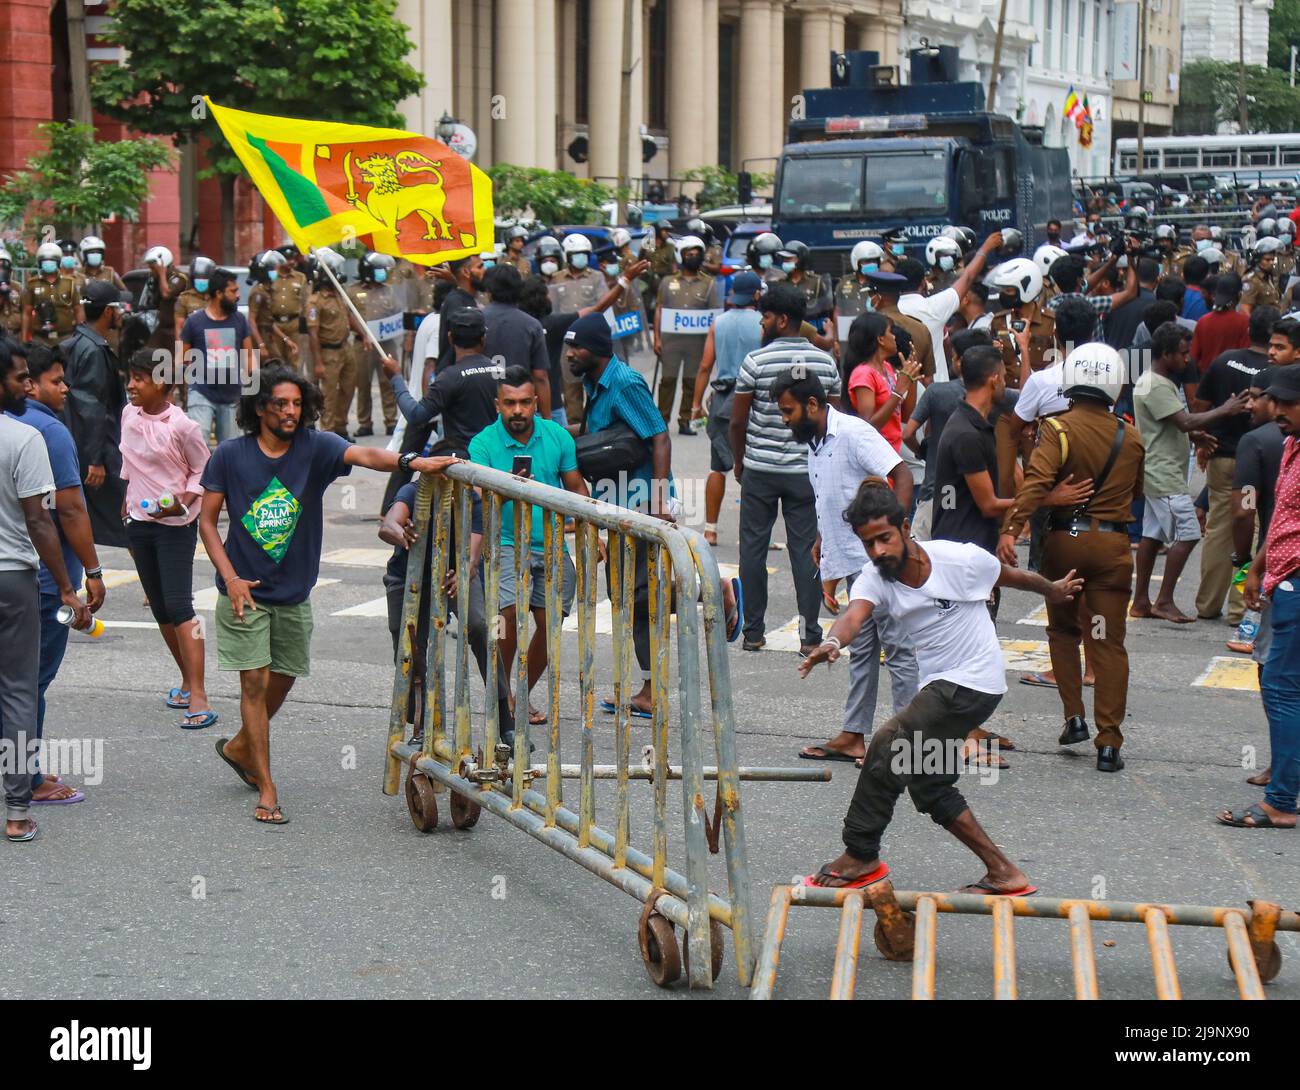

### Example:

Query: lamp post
xmin=1136 ymin=0 xmax=1149 ymax=177
xmin=1238 ymin=0 xmax=1248 ymax=132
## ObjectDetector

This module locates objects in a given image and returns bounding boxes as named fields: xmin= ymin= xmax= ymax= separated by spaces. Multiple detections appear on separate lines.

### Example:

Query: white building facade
xmin=1181 ymin=0 xmax=1272 ymax=67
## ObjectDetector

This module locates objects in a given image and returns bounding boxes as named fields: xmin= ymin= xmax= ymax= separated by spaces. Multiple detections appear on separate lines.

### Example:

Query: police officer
xmin=832 ymin=239 xmax=883 ymax=358
xmin=1276 ymin=217 xmax=1297 ymax=281
xmin=781 ymin=240 xmax=833 ymax=331
xmin=503 ymin=226 xmax=531 ymax=276
xmin=648 ymin=221 xmax=677 ymax=291
xmin=347 ymin=252 xmax=401 ymax=436
xmin=139 ymin=245 xmax=189 ymax=350
xmin=245 ymin=251 xmax=277 ymax=356
xmin=1153 ymin=224 xmax=1189 ymax=281
xmin=535 ymin=236 xmax=564 ymax=285
xmin=58 ymin=239 xmax=85 ymax=293
xmin=998 ymin=343 xmax=1144 ymax=773
xmin=78 ymin=236 xmax=126 ymax=292
xmin=924 ymin=235 xmax=964 ymax=294
xmin=654 ymin=234 xmax=717 ymax=433
xmin=1241 ymin=237 xmax=1282 ymax=315
xmin=22 ymin=241 xmax=82 ymax=346
xmin=174 ymin=255 xmax=213 ymax=344
xmin=881 ymin=227 xmax=909 ymax=272
xmin=549 ymin=233 xmax=605 ymax=311
xmin=1032 ymin=243 xmax=1068 ymax=307
xmin=307 ymin=248 xmax=364 ymax=437
xmin=686 ymin=218 xmax=723 ymax=276
xmin=0 ymin=246 xmax=22 ymax=339
xmin=864 ymin=267 xmax=935 ymax=379
xmin=404 ymin=261 xmax=439 ymax=360
xmin=746 ymin=231 xmax=786 ymax=284
xmin=988 ymin=258 xmax=1056 ymax=499
xmin=263 ymin=247 xmax=309 ymax=365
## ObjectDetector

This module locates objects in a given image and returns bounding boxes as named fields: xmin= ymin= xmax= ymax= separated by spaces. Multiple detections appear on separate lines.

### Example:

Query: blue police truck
xmin=771 ymin=47 xmax=1073 ymax=277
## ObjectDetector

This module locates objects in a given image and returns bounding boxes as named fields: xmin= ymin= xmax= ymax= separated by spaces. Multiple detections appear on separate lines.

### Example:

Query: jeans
xmin=1261 ymin=578 xmax=1300 ymax=814
xmin=0 ymin=571 xmax=40 ymax=819
xmin=186 ymin=389 xmax=239 ymax=445
xmin=843 ymin=613 xmax=918 ymax=736
xmin=34 ymin=592 xmax=71 ymax=789
xmin=738 ymin=467 xmax=822 ymax=645
xmin=550 ymin=406 xmax=568 ymax=427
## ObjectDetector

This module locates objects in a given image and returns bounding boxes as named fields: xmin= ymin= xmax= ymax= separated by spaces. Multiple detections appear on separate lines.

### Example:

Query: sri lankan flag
xmin=206 ymin=99 xmax=493 ymax=266
xmin=1078 ymin=95 xmax=1094 ymax=148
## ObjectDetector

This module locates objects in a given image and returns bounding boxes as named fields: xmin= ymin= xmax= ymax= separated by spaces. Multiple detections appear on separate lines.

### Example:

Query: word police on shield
xmin=658 ymin=307 xmax=724 ymax=334
xmin=605 ymin=310 xmax=643 ymax=340
xmin=368 ymin=311 xmax=405 ymax=342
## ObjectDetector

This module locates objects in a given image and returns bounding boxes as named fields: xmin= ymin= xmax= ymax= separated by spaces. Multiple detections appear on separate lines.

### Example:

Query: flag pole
xmin=309 ymin=246 xmax=389 ymax=359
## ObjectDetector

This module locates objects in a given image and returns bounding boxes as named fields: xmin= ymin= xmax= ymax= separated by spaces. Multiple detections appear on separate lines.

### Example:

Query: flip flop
xmin=799 ymin=744 xmax=859 ymax=762
xmin=958 ymin=881 xmax=1039 ymax=897
xmin=31 ymin=786 xmax=85 ymax=805
xmin=1216 ymin=802 xmax=1296 ymax=829
xmin=179 ymin=709 xmax=219 ymax=730
xmin=599 ymin=699 xmax=652 ymax=720
xmin=1018 ymin=672 xmax=1057 ymax=688
xmin=802 ymin=860 xmax=890 ymax=889
xmin=6 ymin=820 xmax=38 ymax=843
xmin=727 ymin=577 xmax=743 ymax=643
xmin=215 ymin=738 xmax=257 ymax=790
xmin=254 ymin=803 xmax=290 ymax=825
xmin=166 ymin=687 xmax=191 ymax=709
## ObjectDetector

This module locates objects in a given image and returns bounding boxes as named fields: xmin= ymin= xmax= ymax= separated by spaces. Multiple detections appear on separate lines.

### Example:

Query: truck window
xmin=866 ymin=151 xmax=948 ymax=215
xmin=779 ymin=156 xmax=863 ymax=215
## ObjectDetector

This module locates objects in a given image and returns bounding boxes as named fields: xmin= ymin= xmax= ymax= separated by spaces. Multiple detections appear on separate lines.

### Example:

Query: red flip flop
xmin=958 ymin=881 xmax=1039 ymax=897
xmin=803 ymin=860 xmax=890 ymax=889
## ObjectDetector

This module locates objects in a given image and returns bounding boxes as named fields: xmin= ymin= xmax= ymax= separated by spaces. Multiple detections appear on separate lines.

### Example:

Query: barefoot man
xmin=799 ymin=482 xmax=1082 ymax=893
xmin=199 ymin=364 xmax=454 ymax=824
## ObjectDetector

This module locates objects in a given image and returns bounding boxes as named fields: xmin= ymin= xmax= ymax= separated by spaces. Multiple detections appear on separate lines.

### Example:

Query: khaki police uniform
xmin=308 ymin=287 xmax=355 ymax=435
xmin=788 ymin=269 xmax=832 ymax=330
xmin=1275 ymin=247 xmax=1296 ymax=281
xmin=22 ymin=274 xmax=80 ymax=346
xmin=989 ymin=302 xmax=1056 ymax=498
xmin=1003 ymin=399 xmax=1145 ymax=753
xmin=655 ymin=271 xmax=718 ymax=427
xmin=873 ymin=298 xmax=935 ymax=379
xmin=833 ymin=273 xmax=874 ymax=358
xmin=0 ymin=279 xmax=21 ymax=338
xmin=144 ymin=269 xmax=189 ymax=350
xmin=173 ymin=287 xmax=207 ymax=339
xmin=346 ymin=279 xmax=400 ymax=433
xmin=268 ymin=268 xmax=309 ymax=369
xmin=1158 ymin=247 xmax=1191 ymax=281
xmin=506 ymin=251 xmax=531 ymax=277
xmin=248 ymin=282 xmax=275 ymax=352
xmin=1241 ymin=269 xmax=1281 ymax=311
xmin=547 ymin=266 xmax=604 ymax=313
xmin=759 ymin=266 xmax=788 ymax=286
xmin=925 ymin=267 xmax=960 ymax=295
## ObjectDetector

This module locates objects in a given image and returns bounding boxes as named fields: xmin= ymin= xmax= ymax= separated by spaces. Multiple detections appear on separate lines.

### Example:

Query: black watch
xmin=1231 ymin=552 xmax=1249 ymax=568
xmin=399 ymin=451 xmax=418 ymax=472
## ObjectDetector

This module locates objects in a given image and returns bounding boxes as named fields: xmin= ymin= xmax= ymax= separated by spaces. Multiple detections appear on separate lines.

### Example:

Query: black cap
xmin=864 ymin=269 xmax=907 ymax=290
xmin=81 ymin=280 xmax=131 ymax=307
xmin=446 ymin=306 xmax=486 ymax=339
xmin=1252 ymin=366 xmax=1277 ymax=392
xmin=1267 ymin=363 xmax=1300 ymax=402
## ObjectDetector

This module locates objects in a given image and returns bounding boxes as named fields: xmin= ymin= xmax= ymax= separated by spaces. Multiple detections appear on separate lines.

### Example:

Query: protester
xmin=1190 ymin=272 xmax=1250 ymax=372
xmin=843 ymin=312 xmax=922 ymax=452
xmin=180 ymin=267 xmax=254 ymax=446
xmin=481 ymin=265 xmax=553 ymax=419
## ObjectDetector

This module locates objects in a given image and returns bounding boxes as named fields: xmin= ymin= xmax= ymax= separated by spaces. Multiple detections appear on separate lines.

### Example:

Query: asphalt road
xmin=4 ymin=347 xmax=1297 ymax=1002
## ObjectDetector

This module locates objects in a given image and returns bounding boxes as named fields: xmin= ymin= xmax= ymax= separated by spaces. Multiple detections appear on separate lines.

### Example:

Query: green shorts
xmin=215 ymin=595 xmax=314 ymax=677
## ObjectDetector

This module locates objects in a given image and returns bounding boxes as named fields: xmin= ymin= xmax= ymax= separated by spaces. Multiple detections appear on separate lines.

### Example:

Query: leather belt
xmin=1048 ymin=516 xmax=1128 ymax=536
xmin=319 ymin=339 xmax=347 ymax=350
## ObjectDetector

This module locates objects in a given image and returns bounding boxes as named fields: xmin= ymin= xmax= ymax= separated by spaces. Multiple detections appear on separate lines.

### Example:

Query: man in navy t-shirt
xmin=182 ymin=267 xmax=254 ymax=446
xmin=198 ymin=364 xmax=455 ymax=825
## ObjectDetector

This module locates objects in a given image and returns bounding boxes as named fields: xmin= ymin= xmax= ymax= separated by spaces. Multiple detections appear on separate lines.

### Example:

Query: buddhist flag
xmin=206 ymin=99 xmax=494 ymax=266
xmin=1063 ymin=87 xmax=1081 ymax=123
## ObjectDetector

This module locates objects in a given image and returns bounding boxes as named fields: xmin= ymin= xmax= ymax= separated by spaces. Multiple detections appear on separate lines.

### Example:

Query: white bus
xmin=1114 ymin=133 xmax=1300 ymax=175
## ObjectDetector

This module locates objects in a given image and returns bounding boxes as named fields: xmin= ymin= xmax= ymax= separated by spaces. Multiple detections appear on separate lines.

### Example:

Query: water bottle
xmin=139 ymin=492 xmax=175 ymax=514
xmin=1235 ymin=610 xmax=1260 ymax=645
xmin=57 ymin=603 xmax=105 ymax=638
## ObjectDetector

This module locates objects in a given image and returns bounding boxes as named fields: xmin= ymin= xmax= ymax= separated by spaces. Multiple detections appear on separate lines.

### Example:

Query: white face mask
xmin=1196 ymin=238 xmax=1211 ymax=252
xmin=540 ymin=259 xmax=559 ymax=276
xmin=570 ymin=253 xmax=589 ymax=271
xmin=938 ymin=256 xmax=955 ymax=272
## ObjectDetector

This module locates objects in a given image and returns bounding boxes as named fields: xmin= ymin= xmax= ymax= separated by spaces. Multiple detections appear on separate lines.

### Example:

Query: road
xmin=4 ymin=346 xmax=1297 ymax=1002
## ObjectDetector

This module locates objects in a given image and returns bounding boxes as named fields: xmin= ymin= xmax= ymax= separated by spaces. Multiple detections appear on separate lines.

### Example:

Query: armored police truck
xmin=771 ymin=46 xmax=1073 ymax=277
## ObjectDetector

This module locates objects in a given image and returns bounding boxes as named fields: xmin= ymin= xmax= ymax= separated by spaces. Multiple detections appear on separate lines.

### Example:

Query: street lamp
xmin=437 ymin=112 xmax=458 ymax=144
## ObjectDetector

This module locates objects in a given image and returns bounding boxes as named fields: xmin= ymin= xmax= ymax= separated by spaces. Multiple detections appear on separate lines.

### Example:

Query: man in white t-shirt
xmin=798 ymin=482 xmax=1082 ymax=893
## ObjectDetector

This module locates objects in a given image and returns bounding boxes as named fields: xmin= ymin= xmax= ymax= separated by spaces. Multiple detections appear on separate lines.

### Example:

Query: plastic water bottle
xmin=1235 ymin=610 xmax=1261 ymax=645
xmin=139 ymin=492 xmax=175 ymax=513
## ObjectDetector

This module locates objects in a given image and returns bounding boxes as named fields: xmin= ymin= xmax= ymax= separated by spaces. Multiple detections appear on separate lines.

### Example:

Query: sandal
xmin=6 ymin=819 xmax=38 ymax=843
xmin=254 ymin=803 xmax=290 ymax=825
xmin=1216 ymin=802 xmax=1296 ymax=829
xmin=802 ymin=860 xmax=890 ymax=889
xmin=215 ymin=738 xmax=258 ymax=790
xmin=799 ymin=743 xmax=859 ymax=762
xmin=166 ymin=687 xmax=191 ymax=709
xmin=599 ymin=699 xmax=652 ymax=720
xmin=179 ymin=709 xmax=219 ymax=730
xmin=958 ymin=881 xmax=1039 ymax=897
xmin=31 ymin=782 xmax=85 ymax=805
xmin=726 ymin=578 xmax=743 ymax=643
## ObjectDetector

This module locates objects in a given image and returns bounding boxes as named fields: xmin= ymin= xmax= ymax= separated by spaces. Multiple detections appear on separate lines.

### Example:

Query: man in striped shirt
xmin=729 ymin=283 xmax=841 ymax=652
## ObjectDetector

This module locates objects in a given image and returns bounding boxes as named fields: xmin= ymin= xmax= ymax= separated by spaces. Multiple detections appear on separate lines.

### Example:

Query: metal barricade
xmin=752 ymin=879 xmax=1294 ymax=999
xmin=382 ymin=464 xmax=828 ymax=989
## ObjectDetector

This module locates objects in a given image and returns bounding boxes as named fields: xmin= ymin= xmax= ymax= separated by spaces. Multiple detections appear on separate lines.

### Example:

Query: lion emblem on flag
xmin=348 ymin=150 xmax=456 ymax=242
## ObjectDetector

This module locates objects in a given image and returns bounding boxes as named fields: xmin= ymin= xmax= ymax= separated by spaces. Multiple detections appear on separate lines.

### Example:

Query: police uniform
xmin=1158 ymin=247 xmax=1191 ymax=281
xmin=925 ymin=267 xmax=960 ymax=295
xmin=655 ymin=271 xmax=718 ymax=427
xmin=1276 ymin=247 xmax=1297 ymax=281
xmin=1241 ymin=269 xmax=1281 ymax=311
xmin=989 ymin=303 xmax=1056 ymax=498
xmin=703 ymin=241 xmax=724 ymax=275
xmin=84 ymin=264 xmax=126 ymax=292
xmin=346 ymin=279 xmax=400 ymax=433
xmin=788 ymin=269 xmax=832 ymax=331
xmin=0 ymin=279 xmax=21 ymax=338
xmin=308 ymin=287 xmax=355 ymax=435
xmin=759 ymin=266 xmax=788 ymax=286
xmin=1003 ymin=399 xmax=1144 ymax=756
xmin=144 ymin=268 xmax=190 ymax=349
xmin=547 ymin=267 xmax=604 ymax=312
xmin=506 ymin=252 xmax=531 ymax=277
xmin=268 ymin=268 xmax=310 ymax=366
xmin=22 ymin=274 xmax=81 ymax=346
xmin=833 ymin=273 xmax=874 ymax=357
xmin=872 ymin=298 xmax=935 ymax=379
xmin=248 ymin=282 xmax=275 ymax=352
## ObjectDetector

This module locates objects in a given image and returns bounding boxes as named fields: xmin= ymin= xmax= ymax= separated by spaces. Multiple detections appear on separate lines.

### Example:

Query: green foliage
xmin=487 ymin=165 xmax=617 ymax=225
xmin=0 ymin=122 xmax=172 ymax=236
xmin=679 ymin=165 xmax=774 ymax=210
xmin=1173 ymin=59 xmax=1300 ymax=134
xmin=91 ymin=0 xmax=424 ymax=178
xmin=1269 ymin=0 xmax=1300 ymax=71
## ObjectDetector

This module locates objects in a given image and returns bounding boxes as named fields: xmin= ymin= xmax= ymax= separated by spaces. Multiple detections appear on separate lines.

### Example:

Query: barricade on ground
xmin=383 ymin=465 xmax=828 ymax=989
xmin=751 ymin=879 xmax=1294 ymax=999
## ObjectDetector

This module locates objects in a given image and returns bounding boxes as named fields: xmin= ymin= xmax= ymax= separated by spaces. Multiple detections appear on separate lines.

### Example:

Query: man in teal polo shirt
xmin=469 ymin=364 xmax=587 ymax=724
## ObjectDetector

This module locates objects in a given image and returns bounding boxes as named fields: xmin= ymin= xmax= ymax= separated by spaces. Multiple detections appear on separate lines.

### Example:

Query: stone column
xmin=588 ymin=0 xmax=625 ymax=181
xmin=800 ymin=5 xmax=834 ymax=92
xmin=829 ymin=8 xmax=845 ymax=54
xmin=495 ymin=0 xmax=537 ymax=166
xmin=702 ymin=0 xmax=720 ymax=168
xmin=535 ymin=0 xmax=558 ymax=168
xmin=669 ymin=0 xmax=706 ymax=179
xmin=395 ymin=0 xmax=453 ymax=136
xmin=472 ymin=0 xmax=494 ymax=164
xmin=770 ymin=0 xmax=786 ymax=164
xmin=736 ymin=0 xmax=773 ymax=171
xmin=625 ymin=0 xmax=645 ymax=188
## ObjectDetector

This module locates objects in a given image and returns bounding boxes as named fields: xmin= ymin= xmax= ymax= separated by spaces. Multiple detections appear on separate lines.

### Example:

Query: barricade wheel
xmin=1230 ymin=941 xmax=1282 ymax=983
xmin=638 ymin=912 xmax=682 ymax=987
xmin=681 ymin=918 xmax=726 ymax=982
xmin=406 ymin=772 xmax=438 ymax=832
xmin=874 ymin=912 xmax=916 ymax=962
xmin=449 ymin=791 xmax=481 ymax=830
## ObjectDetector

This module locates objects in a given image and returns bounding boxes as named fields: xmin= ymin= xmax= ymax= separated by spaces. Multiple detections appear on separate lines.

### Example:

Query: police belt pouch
xmin=575 ymin=423 xmax=651 ymax=482
xmin=1046 ymin=419 xmax=1127 ymax=535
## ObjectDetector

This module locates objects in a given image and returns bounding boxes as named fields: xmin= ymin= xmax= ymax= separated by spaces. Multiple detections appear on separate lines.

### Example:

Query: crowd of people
xmin=1 ymin=199 xmax=1298 ymax=884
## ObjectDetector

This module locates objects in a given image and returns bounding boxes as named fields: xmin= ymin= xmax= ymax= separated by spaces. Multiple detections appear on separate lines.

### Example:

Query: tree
xmin=0 ymin=122 xmax=173 ymax=241
xmin=679 ymin=165 xmax=775 ymax=210
xmin=1173 ymin=59 xmax=1300 ymax=134
xmin=92 ymin=0 xmax=423 ymax=261
xmin=487 ymin=165 xmax=618 ymax=226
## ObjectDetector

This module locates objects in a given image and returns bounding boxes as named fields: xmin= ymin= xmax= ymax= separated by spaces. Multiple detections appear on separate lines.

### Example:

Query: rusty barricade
xmin=383 ymin=464 xmax=828 ymax=989
xmin=752 ymin=879 xmax=1295 ymax=999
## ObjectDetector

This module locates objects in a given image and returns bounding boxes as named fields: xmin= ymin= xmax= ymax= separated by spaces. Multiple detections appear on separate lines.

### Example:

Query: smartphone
xmin=512 ymin=454 xmax=532 ymax=478
xmin=1011 ymin=319 xmax=1027 ymax=334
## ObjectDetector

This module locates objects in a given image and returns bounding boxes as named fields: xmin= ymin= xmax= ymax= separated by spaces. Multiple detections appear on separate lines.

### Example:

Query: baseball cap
xmin=81 ymin=280 xmax=131 ymax=307
xmin=728 ymin=270 xmax=762 ymax=304
xmin=1267 ymin=363 xmax=1300 ymax=402
xmin=563 ymin=312 xmax=613 ymax=358
xmin=1251 ymin=366 xmax=1277 ymax=392
xmin=446 ymin=307 xmax=486 ymax=339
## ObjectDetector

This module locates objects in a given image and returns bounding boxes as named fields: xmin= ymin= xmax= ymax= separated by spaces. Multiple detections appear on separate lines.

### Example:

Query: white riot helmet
xmin=1200 ymin=246 xmax=1225 ymax=270
xmin=1062 ymin=342 xmax=1125 ymax=406
xmin=143 ymin=245 xmax=173 ymax=268
xmin=1278 ymin=217 xmax=1296 ymax=239
xmin=1254 ymin=236 xmax=1283 ymax=257
xmin=36 ymin=241 xmax=63 ymax=263
xmin=850 ymin=239 xmax=886 ymax=271
xmin=610 ymin=228 xmax=632 ymax=250
xmin=675 ymin=234 xmax=706 ymax=261
xmin=1033 ymin=244 xmax=1068 ymax=281
xmin=315 ymin=246 xmax=345 ymax=273
xmin=1257 ymin=217 xmax=1279 ymax=238
xmin=561 ymin=233 xmax=593 ymax=255
xmin=258 ymin=249 xmax=288 ymax=268
xmin=78 ymin=235 xmax=106 ymax=264
xmin=987 ymin=257 xmax=1044 ymax=305
xmin=924 ymin=236 xmax=963 ymax=270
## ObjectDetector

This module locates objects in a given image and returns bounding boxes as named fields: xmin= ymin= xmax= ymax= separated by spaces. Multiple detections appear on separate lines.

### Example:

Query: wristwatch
xmin=399 ymin=451 xmax=418 ymax=472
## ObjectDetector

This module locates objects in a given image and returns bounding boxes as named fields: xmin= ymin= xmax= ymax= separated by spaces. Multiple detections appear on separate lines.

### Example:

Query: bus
xmin=1114 ymin=133 xmax=1300 ymax=176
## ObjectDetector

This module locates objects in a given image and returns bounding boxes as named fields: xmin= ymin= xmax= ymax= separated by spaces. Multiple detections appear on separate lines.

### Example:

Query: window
xmin=1092 ymin=0 xmax=1103 ymax=75
xmin=1203 ymin=149 xmax=1236 ymax=167
xmin=1062 ymin=0 xmax=1072 ymax=71
xmin=1029 ymin=0 xmax=1036 ymax=65
xmin=1077 ymin=0 xmax=1086 ymax=70
xmin=575 ymin=0 xmax=590 ymax=125
xmin=1165 ymin=150 xmax=1200 ymax=167
xmin=647 ymin=0 xmax=666 ymax=129
xmin=779 ymin=156 xmax=863 ymax=215
xmin=1245 ymin=148 xmax=1277 ymax=166
xmin=1044 ymin=0 xmax=1054 ymax=68
xmin=777 ymin=152 xmax=949 ymax=217
xmin=866 ymin=152 xmax=949 ymax=216
xmin=1120 ymin=152 xmax=1137 ymax=170
xmin=1282 ymin=147 xmax=1300 ymax=166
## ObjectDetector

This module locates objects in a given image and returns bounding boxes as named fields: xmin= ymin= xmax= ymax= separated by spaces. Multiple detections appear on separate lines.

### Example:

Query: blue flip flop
xmin=166 ymin=687 xmax=191 ymax=709
xmin=179 ymin=709 xmax=219 ymax=730
xmin=727 ymin=577 xmax=743 ymax=643
xmin=599 ymin=699 xmax=652 ymax=720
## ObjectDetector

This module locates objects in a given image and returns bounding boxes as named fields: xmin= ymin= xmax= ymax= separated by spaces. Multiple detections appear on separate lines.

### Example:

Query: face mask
xmin=570 ymin=253 xmax=589 ymax=271
xmin=86 ymin=252 xmax=103 ymax=268
xmin=267 ymin=269 xmax=278 ymax=282
xmin=1196 ymin=238 xmax=1211 ymax=252
xmin=939 ymin=256 xmax=955 ymax=272
xmin=758 ymin=254 xmax=773 ymax=269
xmin=194 ymin=278 xmax=209 ymax=294
xmin=782 ymin=261 xmax=797 ymax=273
xmin=891 ymin=243 xmax=906 ymax=256
xmin=858 ymin=262 xmax=878 ymax=276
xmin=481 ymin=260 xmax=495 ymax=270
xmin=61 ymin=256 xmax=76 ymax=269
xmin=682 ymin=254 xmax=704 ymax=273
xmin=603 ymin=263 xmax=620 ymax=277
xmin=40 ymin=260 xmax=58 ymax=274
xmin=374 ymin=268 xmax=388 ymax=283
xmin=541 ymin=260 xmax=559 ymax=276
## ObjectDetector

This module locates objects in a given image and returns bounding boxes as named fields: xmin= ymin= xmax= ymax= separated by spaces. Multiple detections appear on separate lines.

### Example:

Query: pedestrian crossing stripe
xmin=320 ymin=547 xmax=392 ymax=567
xmin=1194 ymin=656 xmax=1260 ymax=692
